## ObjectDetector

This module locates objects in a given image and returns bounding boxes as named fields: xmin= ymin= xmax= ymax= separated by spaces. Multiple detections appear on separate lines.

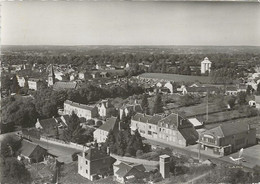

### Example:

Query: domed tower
xmin=48 ymin=64 xmax=55 ymax=87
xmin=201 ymin=57 xmax=212 ymax=74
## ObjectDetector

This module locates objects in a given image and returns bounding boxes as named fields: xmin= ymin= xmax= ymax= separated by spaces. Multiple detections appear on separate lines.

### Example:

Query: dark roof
xmin=84 ymin=147 xmax=110 ymax=161
xmin=116 ymin=162 xmax=146 ymax=178
xmin=132 ymin=113 xmax=153 ymax=123
xmin=98 ymin=117 xmax=118 ymax=132
xmin=39 ymin=118 xmax=57 ymax=130
xmin=64 ymin=100 xmax=97 ymax=111
xmin=179 ymin=127 xmax=199 ymax=144
xmin=120 ymin=104 xmax=143 ymax=113
xmin=20 ymin=139 xmax=46 ymax=158
xmin=53 ymin=81 xmax=77 ymax=90
xmin=203 ymin=122 xmax=252 ymax=138
xmin=158 ymin=113 xmax=186 ymax=128
xmin=148 ymin=114 xmax=163 ymax=125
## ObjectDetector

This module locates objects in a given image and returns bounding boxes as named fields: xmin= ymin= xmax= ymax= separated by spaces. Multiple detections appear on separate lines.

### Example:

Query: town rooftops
xmin=98 ymin=117 xmax=118 ymax=132
xmin=28 ymin=78 xmax=40 ymax=82
xmin=226 ymin=86 xmax=237 ymax=91
xmin=201 ymin=57 xmax=212 ymax=64
xmin=120 ymin=103 xmax=143 ymax=113
xmin=53 ymin=81 xmax=78 ymax=90
xmin=132 ymin=113 xmax=154 ymax=123
xmin=202 ymin=122 xmax=253 ymax=138
xmin=158 ymin=113 xmax=186 ymax=128
xmin=185 ymin=86 xmax=219 ymax=93
xmin=64 ymin=100 xmax=96 ymax=111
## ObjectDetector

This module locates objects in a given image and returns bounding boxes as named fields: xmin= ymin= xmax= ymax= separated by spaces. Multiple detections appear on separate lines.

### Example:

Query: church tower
xmin=48 ymin=64 xmax=55 ymax=87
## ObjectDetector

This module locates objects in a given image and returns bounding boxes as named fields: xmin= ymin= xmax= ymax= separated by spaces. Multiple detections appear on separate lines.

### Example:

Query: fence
xmin=40 ymin=135 xmax=85 ymax=150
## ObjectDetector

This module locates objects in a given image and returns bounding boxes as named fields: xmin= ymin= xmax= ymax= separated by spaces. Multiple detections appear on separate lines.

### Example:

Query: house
xmin=225 ymin=86 xmax=238 ymax=95
xmin=93 ymin=117 xmax=119 ymax=143
xmin=113 ymin=161 xmax=146 ymax=183
xmin=53 ymin=81 xmax=78 ymax=91
xmin=201 ymin=57 xmax=212 ymax=74
xmin=91 ymin=71 xmax=101 ymax=79
xmin=78 ymin=71 xmax=89 ymax=80
xmin=164 ymin=81 xmax=175 ymax=94
xmin=78 ymin=147 xmax=113 ymax=181
xmin=182 ymin=86 xmax=219 ymax=96
xmin=189 ymin=82 xmax=204 ymax=88
xmin=100 ymin=72 xmax=109 ymax=78
xmin=119 ymin=102 xmax=143 ymax=119
xmin=35 ymin=118 xmax=58 ymax=137
xmin=64 ymin=100 xmax=98 ymax=120
xmin=17 ymin=75 xmax=26 ymax=87
xmin=96 ymin=99 xmax=114 ymax=117
xmin=28 ymin=78 xmax=41 ymax=90
xmin=131 ymin=113 xmax=199 ymax=147
xmin=18 ymin=139 xmax=47 ymax=163
xmin=198 ymin=122 xmax=256 ymax=156
xmin=237 ymin=84 xmax=247 ymax=93
xmin=55 ymin=115 xmax=70 ymax=128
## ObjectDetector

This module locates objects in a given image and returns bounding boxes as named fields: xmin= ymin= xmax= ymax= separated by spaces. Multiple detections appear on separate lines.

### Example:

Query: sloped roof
xmin=188 ymin=118 xmax=203 ymax=127
xmin=20 ymin=139 xmax=46 ymax=158
xmin=38 ymin=118 xmax=57 ymax=131
xmin=64 ymin=100 xmax=96 ymax=111
xmin=53 ymin=81 xmax=77 ymax=90
xmin=98 ymin=117 xmax=118 ymax=132
xmin=84 ymin=147 xmax=110 ymax=161
xmin=28 ymin=78 xmax=40 ymax=82
xmin=203 ymin=122 xmax=251 ymax=138
xmin=179 ymin=127 xmax=199 ymax=144
xmin=116 ymin=162 xmax=146 ymax=178
xmin=158 ymin=113 xmax=183 ymax=128
xmin=148 ymin=114 xmax=163 ymax=125
xmin=120 ymin=104 xmax=143 ymax=114
xmin=132 ymin=113 xmax=153 ymax=123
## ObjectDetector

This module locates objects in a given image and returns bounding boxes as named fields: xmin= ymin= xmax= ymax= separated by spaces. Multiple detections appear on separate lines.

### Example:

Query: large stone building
xmin=64 ymin=100 xmax=98 ymax=120
xmin=131 ymin=113 xmax=199 ymax=147
xmin=78 ymin=147 xmax=113 ymax=181
xmin=198 ymin=122 xmax=256 ymax=156
xmin=201 ymin=57 xmax=212 ymax=74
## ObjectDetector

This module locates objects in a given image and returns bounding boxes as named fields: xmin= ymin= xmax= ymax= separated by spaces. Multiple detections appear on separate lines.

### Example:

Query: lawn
xmin=139 ymin=73 xmax=211 ymax=83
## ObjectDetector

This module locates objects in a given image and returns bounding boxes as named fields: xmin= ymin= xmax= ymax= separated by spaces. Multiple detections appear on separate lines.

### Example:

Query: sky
xmin=1 ymin=1 xmax=260 ymax=46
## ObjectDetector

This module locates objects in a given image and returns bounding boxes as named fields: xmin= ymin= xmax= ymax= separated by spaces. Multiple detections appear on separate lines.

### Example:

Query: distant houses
xmin=198 ymin=122 xmax=256 ymax=156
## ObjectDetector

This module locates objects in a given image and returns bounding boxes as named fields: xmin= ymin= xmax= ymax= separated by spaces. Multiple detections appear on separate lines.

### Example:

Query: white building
xmin=201 ymin=57 xmax=212 ymax=74
xmin=17 ymin=75 xmax=26 ymax=87
xmin=28 ymin=78 xmax=40 ymax=90
xmin=63 ymin=100 xmax=98 ymax=120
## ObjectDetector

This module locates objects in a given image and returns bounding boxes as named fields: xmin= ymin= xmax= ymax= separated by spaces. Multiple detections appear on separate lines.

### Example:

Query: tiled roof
xmin=98 ymin=117 xmax=118 ymax=132
xmin=20 ymin=139 xmax=46 ymax=158
xmin=204 ymin=122 xmax=252 ymax=138
xmin=226 ymin=86 xmax=237 ymax=91
xmin=53 ymin=81 xmax=77 ymax=90
xmin=179 ymin=127 xmax=199 ymax=144
xmin=64 ymin=100 xmax=96 ymax=111
xmin=84 ymin=147 xmax=110 ymax=161
xmin=148 ymin=114 xmax=163 ymax=125
xmin=39 ymin=118 xmax=57 ymax=131
xmin=115 ymin=162 xmax=145 ymax=178
xmin=158 ymin=113 xmax=182 ymax=128
xmin=132 ymin=113 xmax=153 ymax=123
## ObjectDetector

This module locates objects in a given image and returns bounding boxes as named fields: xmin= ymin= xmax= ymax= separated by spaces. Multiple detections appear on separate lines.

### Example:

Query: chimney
xmin=159 ymin=155 xmax=170 ymax=179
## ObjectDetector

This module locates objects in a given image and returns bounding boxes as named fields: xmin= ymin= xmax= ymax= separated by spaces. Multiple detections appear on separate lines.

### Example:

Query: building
xmin=48 ymin=64 xmax=55 ymax=87
xmin=78 ymin=147 xmax=113 ymax=181
xmin=164 ymin=81 xmax=175 ymax=94
xmin=28 ymin=78 xmax=41 ymax=90
xmin=182 ymin=86 xmax=219 ymax=96
xmin=188 ymin=118 xmax=203 ymax=129
xmin=96 ymin=99 xmax=114 ymax=117
xmin=225 ymin=86 xmax=238 ymax=96
xmin=113 ymin=161 xmax=146 ymax=183
xmin=17 ymin=75 xmax=26 ymax=87
xmin=131 ymin=113 xmax=199 ymax=147
xmin=35 ymin=118 xmax=58 ymax=137
xmin=78 ymin=71 xmax=89 ymax=80
xmin=119 ymin=102 xmax=143 ymax=119
xmin=201 ymin=57 xmax=212 ymax=74
xmin=64 ymin=100 xmax=98 ymax=120
xmin=255 ymin=95 xmax=260 ymax=109
xmin=18 ymin=139 xmax=47 ymax=163
xmin=159 ymin=155 xmax=170 ymax=179
xmin=93 ymin=117 xmax=119 ymax=143
xmin=53 ymin=81 xmax=78 ymax=91
xmin=198 ymin=122 xmax=256 ymax=156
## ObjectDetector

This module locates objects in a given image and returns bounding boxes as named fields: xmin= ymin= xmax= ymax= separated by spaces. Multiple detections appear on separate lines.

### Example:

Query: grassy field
xmin=139 ymin=73 xmax=211 ymax=83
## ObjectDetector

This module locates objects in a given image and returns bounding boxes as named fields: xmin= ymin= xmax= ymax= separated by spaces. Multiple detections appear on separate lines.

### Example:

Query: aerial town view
xmin=0 ymin=1 xmax=260 ymax=184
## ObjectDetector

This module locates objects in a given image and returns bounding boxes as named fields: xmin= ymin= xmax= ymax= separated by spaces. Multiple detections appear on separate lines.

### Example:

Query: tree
xmin=0 ymin=136 xmax=21 ymax=158
xmin=179 ymin=94 xmax=200 ymax=107
xmin=226 ymin=96 xmax=236 ymax=109
xmin=152 ymin=94 xmax=164 ymax=114
xmin=246 ymin=85 xmax=254 ymax=95
xmin=141 ymin=93 xmax=150 ymax=114
xmin=63 ymin=112 xmax=82 ymax=142
xmin=23 ymin=79 xmax=29 ymax=94
xmin=1 ymin=74 xmax=12 ymax=95
xmin=117 ymin=131 xmax=127 ymax=156
xmin=256 ymin=83 xmax=260 ymax=95
xmin=237 ymin=92 xmax=247 ymax=105
xmin=11 ymin=75 xmax=20 ymax=94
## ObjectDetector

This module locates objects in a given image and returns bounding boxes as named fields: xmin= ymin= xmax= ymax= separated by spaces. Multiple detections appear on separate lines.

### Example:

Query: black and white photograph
xmin=0 ymin=1 xmax=260 ymax=183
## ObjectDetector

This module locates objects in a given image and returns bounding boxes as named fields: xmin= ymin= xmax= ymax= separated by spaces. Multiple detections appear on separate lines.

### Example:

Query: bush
xmin=71 ymin=152 xmax=81 ymax=161
xmin=96 ymin=120 xmax=103 ymax=127
xmin=136 ymin=150 xmax=143 ymax=157
xmin=86 ymin=119 xmax=95 ymax=125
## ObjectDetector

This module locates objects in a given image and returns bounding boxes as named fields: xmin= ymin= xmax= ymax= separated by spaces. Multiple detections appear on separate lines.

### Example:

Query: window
xmin=86 ymin=170 xmax=88 ymax=174
xmin=148 ymin=131 xmax=152 ymax=135
xmin=149 ymin=125 xmax=151 ymax=129
xmin=86 ymin=161 xmax=88 ymax=165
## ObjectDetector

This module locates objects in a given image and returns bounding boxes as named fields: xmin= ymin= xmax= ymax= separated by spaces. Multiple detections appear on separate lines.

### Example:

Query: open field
xmin=139 ymin=73 xmax=211 ymax=83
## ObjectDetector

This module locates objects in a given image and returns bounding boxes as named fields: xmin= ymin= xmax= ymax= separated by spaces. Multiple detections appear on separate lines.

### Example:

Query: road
xmin=184 ymin=171 xmax=211 ymax=184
